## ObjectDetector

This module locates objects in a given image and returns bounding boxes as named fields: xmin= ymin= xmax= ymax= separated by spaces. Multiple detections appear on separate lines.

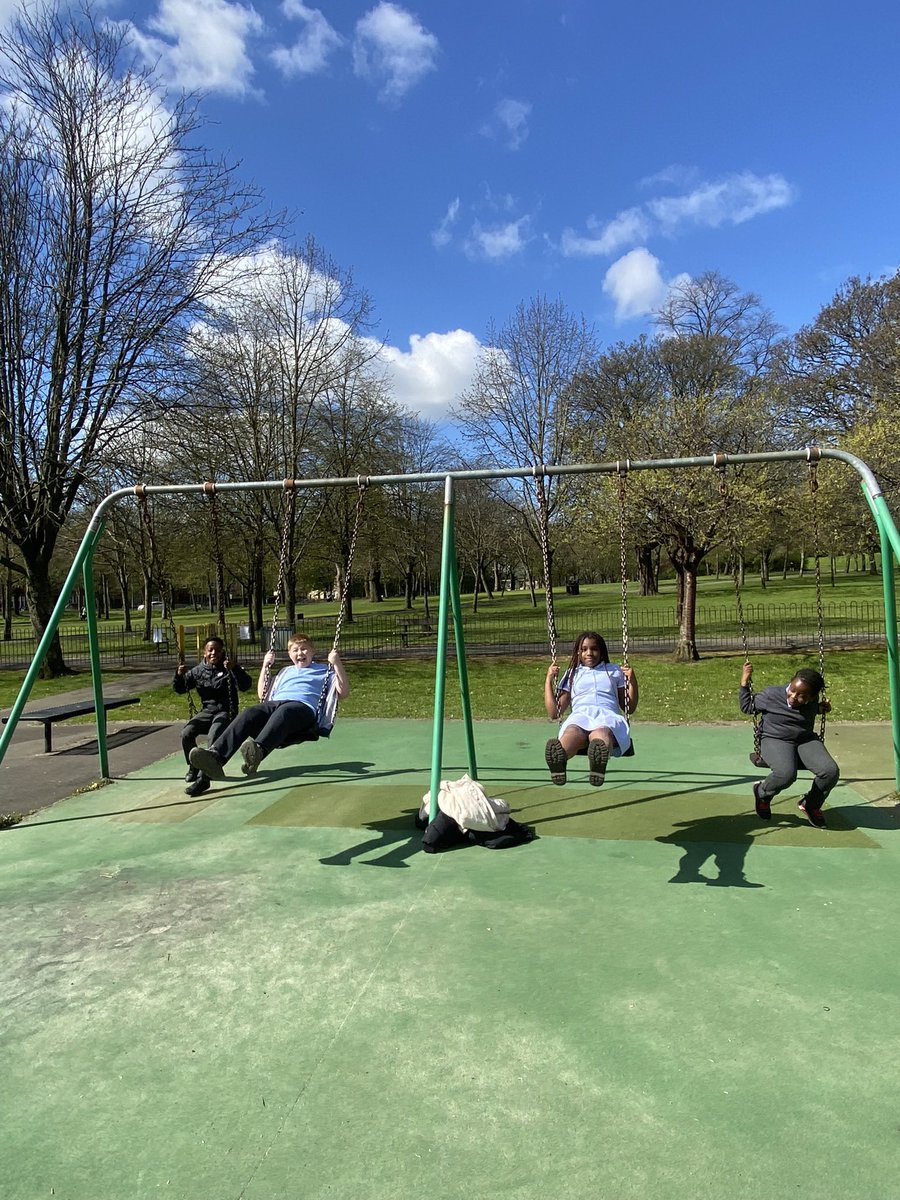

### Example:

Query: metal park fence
xmin=0 ymin=599 xmax=889 ymax=670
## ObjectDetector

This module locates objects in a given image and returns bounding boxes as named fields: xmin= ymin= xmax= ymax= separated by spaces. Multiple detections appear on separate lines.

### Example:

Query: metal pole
xmin=429 ymin=477 xmax=455 ymax=822
xmin=864 ymin=491 xmax=900 ymax=790
xmin=82 ymin=535 xmax=111 ymax=779
xmin=447 ymin=505 xmax=478 ymax=780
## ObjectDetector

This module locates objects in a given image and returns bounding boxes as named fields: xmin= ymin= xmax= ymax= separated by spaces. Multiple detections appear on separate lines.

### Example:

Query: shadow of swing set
xmin=1 ymin=448 xmax=899 ymax=816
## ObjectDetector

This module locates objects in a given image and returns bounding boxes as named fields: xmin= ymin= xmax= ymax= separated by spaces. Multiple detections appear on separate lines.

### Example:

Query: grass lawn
xmin=5 ymin=566 xmax=892 ymax=635
xmin=1 ymin=649 xmax=889 ymax=724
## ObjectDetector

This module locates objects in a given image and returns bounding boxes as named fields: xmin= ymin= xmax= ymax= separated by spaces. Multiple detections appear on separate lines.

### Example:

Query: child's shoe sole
xmin=587 ymin=739 xmax=610 ymax=786
xmin=545 ymin=738 xmax=567 ymax=785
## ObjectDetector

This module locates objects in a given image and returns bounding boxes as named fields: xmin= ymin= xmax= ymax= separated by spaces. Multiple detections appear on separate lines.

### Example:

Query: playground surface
xmin=2 ymin=716 xmax=899 ymax=1200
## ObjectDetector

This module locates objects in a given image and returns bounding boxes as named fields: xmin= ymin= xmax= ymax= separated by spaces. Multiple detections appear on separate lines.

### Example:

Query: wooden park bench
xmin=2 ymin=696 xmax=141 ymax=753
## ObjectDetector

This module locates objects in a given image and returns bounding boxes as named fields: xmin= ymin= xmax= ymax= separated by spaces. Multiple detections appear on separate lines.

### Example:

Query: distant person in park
xmin=188 ymin=633 xmax=349 ymax=791
xmin=740 ymin=662 xmax=838 ymax=827
xmin=543 ymin=630 xmax=638 ymax=787
xmin=174 ymin=637 xmax=252 ymax=797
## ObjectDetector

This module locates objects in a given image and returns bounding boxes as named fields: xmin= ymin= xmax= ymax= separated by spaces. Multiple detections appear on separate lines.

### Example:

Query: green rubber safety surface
xmin=2 ymin=719 xmax=899 ymax=1200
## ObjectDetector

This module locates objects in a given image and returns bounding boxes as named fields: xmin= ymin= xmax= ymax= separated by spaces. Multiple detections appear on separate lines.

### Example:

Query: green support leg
xmin=428 ymin=479 xmax=456 ymax=822
xmin=83 ymin=535 xmax=111 ymax=779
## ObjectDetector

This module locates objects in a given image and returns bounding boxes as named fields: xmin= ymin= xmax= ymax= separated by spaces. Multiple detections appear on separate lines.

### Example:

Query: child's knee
xmin=768 ymin=769 xmax=797 ymax=793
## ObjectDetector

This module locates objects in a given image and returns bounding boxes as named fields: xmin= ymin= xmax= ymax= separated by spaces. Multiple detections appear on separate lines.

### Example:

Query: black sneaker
xmin=799 ymin=796 xmax=827 ymax=828
xmin=189 ymin=746 xmax=226 ymax=780
xmin=545 ymin=738 xmax=567 ymax=785
xmin=240 ymin=738 xmax=265 ymax=777
xmin=185 ymin=773 xmax=211 ymax=797
xmin=587 ymin=739 xmax=610 ymax=787
xmin=753 ymin=782 xmax=771 ymax=820
xmin=184 ymin=766 xmax=199 ymax=784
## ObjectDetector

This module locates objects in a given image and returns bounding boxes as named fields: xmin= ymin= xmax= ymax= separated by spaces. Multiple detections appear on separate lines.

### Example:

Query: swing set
xmin=1 ymin=449 xmax=898 ymax=812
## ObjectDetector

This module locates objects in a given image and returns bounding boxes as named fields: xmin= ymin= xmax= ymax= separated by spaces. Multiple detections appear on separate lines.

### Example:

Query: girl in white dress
xmin=543 ymin=631 xmax=638 ymax=786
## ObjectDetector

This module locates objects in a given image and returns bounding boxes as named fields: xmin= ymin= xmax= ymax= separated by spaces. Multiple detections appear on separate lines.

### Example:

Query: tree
xmin=0 ymin=4 xmax=276 ymax=674
xmin=789 ymin=272 xmax=900 ymax=438
xmin=186 ymin=237 xmax=379 ymax=628
xmin=454 ymin=295 xmax=596 ymax=605
xmin=574 ymin=272 xmax=786 ymax=659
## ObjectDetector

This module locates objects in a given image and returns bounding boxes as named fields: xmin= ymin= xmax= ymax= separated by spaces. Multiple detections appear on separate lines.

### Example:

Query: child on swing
xmin=740 ymin=662 xmax=838 ymax=827
xmin=175 ymin=636 xmax=253 ymax=796
xmin=188 ymin=633 xmax=350 ymax=791
xmin=544 ymin=630 xmax=638 ymax=786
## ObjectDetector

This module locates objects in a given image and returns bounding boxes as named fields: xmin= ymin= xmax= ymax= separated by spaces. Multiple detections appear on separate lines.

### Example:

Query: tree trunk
xmin=23 ymin=551 xmax=71 ymax=676
xmin=637 ymin=542 xmax=659 ymax=596
xmin=671 ymin=542 xmax=705 ymax=661
xmin=253 ymin=559 xmax=264 ymax=634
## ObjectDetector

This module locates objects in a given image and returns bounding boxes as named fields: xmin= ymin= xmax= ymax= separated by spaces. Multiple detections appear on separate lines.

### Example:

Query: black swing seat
xmin=575 ymin=737 xmax=636 ymax=758
xmin=749 ymin=750 xmax=767 ymax=768
xmin=279 ymin=723 xmax=332 ymax=749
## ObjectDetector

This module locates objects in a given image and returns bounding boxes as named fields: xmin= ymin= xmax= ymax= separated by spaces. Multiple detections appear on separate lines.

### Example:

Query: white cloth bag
xmin=419 ymin=774 xmax=510 ymax=833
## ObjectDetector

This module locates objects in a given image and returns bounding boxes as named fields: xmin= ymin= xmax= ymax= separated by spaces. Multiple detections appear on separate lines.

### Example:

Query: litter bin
xmin=565 ymin=577 xmax=580 ymax=596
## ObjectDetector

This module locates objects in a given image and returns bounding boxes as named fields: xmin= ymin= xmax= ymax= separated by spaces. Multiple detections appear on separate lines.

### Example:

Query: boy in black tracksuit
xmin=739 ymin=663 xmax=838 ymax=828
xmin=174 ymin=637 xmax=252 ymax=796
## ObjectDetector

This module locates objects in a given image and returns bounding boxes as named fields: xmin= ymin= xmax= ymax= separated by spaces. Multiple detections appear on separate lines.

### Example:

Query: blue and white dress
xmin=558 ymin=663 xmax=631 ymax=756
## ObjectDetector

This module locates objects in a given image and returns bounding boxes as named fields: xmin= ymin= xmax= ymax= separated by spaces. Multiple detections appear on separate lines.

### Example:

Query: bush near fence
xmin=0 ymin=600 xmax=888 ymax=670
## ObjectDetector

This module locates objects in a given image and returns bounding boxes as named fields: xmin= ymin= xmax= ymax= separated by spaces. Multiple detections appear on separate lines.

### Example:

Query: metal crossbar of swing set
xmin=1 ymin=447 xmax=899 ymax=798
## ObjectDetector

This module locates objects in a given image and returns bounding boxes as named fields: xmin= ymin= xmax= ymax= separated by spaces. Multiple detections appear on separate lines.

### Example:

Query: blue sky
xmin=8 ymin=0 xmax=900 ymax=417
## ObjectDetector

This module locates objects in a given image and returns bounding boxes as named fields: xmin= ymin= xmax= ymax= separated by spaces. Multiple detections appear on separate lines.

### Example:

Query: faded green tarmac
xmin=2 ymin=720 xmax=899 ymax=1200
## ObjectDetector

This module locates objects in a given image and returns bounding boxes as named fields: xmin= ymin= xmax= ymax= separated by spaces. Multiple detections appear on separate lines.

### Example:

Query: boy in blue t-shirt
xmin=188 ymin=634 xmax=350 ymax=793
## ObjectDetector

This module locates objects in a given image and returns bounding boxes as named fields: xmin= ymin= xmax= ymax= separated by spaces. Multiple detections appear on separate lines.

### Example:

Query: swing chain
xmin=717 ymin=464 xmax=761 ymax=755
xmin=205 ymin=483 xmax=228 ymax=636
xmin=138 ymin=490 xmax=195 ymax=715
xmin=535 ymin=472 xmax=557 ymax=668
xmin=808 ymin=461 xmax=828 ymax=739
xmin=331 ymin=480 xmax=367 ymax=655
xmin=262 ymin=487 xmax=297 ymax=699
xmin=616 ymin=469 xmax=631 ymax=721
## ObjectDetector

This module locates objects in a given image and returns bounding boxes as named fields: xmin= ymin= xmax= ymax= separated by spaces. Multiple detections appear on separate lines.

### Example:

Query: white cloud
xmin=465 ymin=218 xmax=529 ymax=261
xmin=565 ymin=171 xmax=796 ymax=259
xmin=377 ymin=329 xmax=482 ymax=416
xmin=352 ymin=2 xmax=438 ymax=103
xmin=431 ymin=197 xmax=460 ymax=248
xmin=602 ymin=248 xmax=670 ymax=321
xmin=561 ymin=207 xmax=650 ymax=257
xmin=128 ymin=0 xmax=264 ymax=97
xmin=648 ymin=172 xmax=796 ymax=230
xmin=271 ymin=1 xmax=342 ymax=78
xmin=481 ymin=97 xmax=531 ymax=150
